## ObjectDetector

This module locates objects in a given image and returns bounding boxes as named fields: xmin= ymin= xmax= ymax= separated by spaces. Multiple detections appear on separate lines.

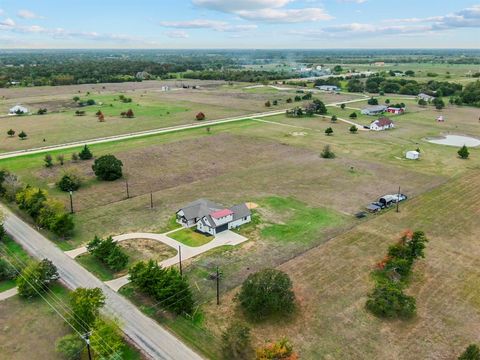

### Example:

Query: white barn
xmin=176 ymin=199 xmax=251 ymax=236
xmin=406 ymin=151 xmax=420 ymax=160
xmin=9 ymin=105 xmax=28 ymax=115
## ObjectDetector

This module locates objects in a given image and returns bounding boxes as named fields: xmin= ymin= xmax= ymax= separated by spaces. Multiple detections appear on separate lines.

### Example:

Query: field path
xmin=0 ymin=203 xmax=203 ymax=360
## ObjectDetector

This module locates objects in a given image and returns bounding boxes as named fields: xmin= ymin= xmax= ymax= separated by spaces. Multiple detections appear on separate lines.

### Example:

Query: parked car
xmin=366 ymin=203 xmax=382 ymax=213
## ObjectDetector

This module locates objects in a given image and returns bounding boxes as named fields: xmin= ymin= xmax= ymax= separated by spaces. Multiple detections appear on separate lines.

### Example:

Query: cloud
xmin=0 ymin=9 xmax=4 ymax=15
xmin=0 ymin=18 xmax=15 ymax=27
xmin=17 ymin=9 xmax=42 ymax=19
xmin=160 ymin=19 xmax=257 ymax=32
xmin=337 ymin=0 xmax=367 ymax=3
xmin=164 ymin=30 xmax=189 ymax=38
xmin=192 ymin=0 xmax=332 ymax=23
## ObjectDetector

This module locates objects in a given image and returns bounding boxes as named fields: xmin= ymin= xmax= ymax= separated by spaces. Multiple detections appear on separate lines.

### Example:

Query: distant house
xmin=361 ymin=105 xmax=387 ymax=116
xmin=316 ymin=85 xmax=340 ymax=92
xmin=386 ymin=107 xmax=405 ymax=115
xmin=9 ymin=105 xmax=28 ymax=115
xmin=176 ymin=199 xmax=251 ymax=236
xmin=418 ymin=93 xmax=435 ymax=102
xmin=406 ymin=151 xmax=420 ymax=160
xmin=373 ymin=62 xmax=385 ymax=67
xmin=370 ymin=117 xmax=395 ymax=131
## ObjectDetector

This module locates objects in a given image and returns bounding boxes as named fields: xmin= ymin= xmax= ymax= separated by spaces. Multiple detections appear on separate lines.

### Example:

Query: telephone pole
xmin=396 ymin=186 xmax=401 ymax=213
xmin=82 ymin=332 xmax=93 ymax=360
xmin=125 ymin=180 xmax=130 ymax=199
xmin=150 ymin=192 xmax=153 ymax=209
xmin=178 ymin=245 xmax=183 ymax=276
xmin=69 ymin=191 xmax=74 ymax=214
xmin=216 ymin=265 xmax=220 ymax=305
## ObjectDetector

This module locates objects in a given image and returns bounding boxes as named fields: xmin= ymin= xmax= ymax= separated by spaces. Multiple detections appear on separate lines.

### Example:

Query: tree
xmin=418 ymin=99 xmax=428 ymax=106
xmin=458 ymin=145 xmax=470 ymax=159
xmin=256 ymin=338 xmax=298 ymax=360
xmin=340 ymin=103 xmax=346 ymax=110
xmin=78 ymin=145 xmax=93 ymax=160
xmin=0 ymin=222 xmax=5 ymax=242
xmin=273 ymin=100 xmax=278 ymax=106
xmin=44 ymin=154 xmax=53 ymax=168
xmin=350 ymin=125 xmax=358 ymax=134
xmin=92 ymin=155 xmax=123 ymax=181
xmin=433 ymin=97 xmax=445 ymax=110
xmin=37 ymin=108 xmax=48 ymax=115
xmin=69 ymin=287 xmax=106 ymax=332
xmin=385 ymin=99 xmax=391 ymax=104
xmin=129 ymin=260 xmax=194 ymax=315
xmin=325 ymin=127 xmax=334 ymax=136
xmin=57 ymin=172 xmax=82 ymax=192
xmin=349 ymin=112 xmax=357 ymax=119
xmin=459 ymin=344 xmax=480 ymax=360
xmin=87 ymin=236 xmax=129 ymax=271
xmin=72 ymin=96 xmax=80 ymax=102
xmin=196 ymin=112 xmax=206 ymax=120
xmin=56 ymin=154 xmax=65 ymax=166
xmin=17 ymin=259 xmax=59 ymax=298
xmin=286 ymin=98 xmax=292 ymax=103
xmin=126 ymin=109 xmax=134 ymax=118
xmin=333 ymin=65 xmax=343 ymax=73
xmin=320 ymin=145 xmax=335 ymax=159
xmin=368 ymin=97 xmax=379 ymax=105
xmin=56 ymin=334 xmax=84 ymax=360
xmin=366 ymin=282 xmax=416 ymax=319
xmin=331 ymin=115 xmax=337 ymax=123
xmin=7 ymin=129 xmax=15 ymax=137
xmin=90 ymin=318 xmax=124 ymax=359
xmin=265 ymin=100 xmax=271 ymax=107
xmin=0 ymin=258 xmax=17 ymax=281
xmin=238 ymin=269 xmax=295 ymax=320
xmin=98 ymin=113 xmax=105 ymax=122
xmin=312 ymin=99 xmax=328 ymax=114
xmin=222 ymin=322 xmax=254 ymax=360
xmin=18 ymin=131 xmax=27 ymax=140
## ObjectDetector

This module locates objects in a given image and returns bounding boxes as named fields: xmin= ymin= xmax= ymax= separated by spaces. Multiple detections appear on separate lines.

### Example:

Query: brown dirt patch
xmin=120 ymin=238 xmax=177 ymax=264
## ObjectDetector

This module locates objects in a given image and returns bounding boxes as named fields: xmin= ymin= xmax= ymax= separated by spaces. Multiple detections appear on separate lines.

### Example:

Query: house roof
xmin=178 ymin=199 xmax=223 ymax=221
xmin=197 ymin=202 xmax=251 ymax=229
xmin=372 ymin=117 xmax=393 ymax=127
xmin=363 ymin=105 xmax=387 ymax=112
xmin=230 ymin=203 xmax=251 ymax=221
xmin=211 ymin=209 xmax=234 ymax=219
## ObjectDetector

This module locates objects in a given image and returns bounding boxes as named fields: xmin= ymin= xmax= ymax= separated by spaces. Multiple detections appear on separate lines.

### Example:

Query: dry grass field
xmin=201 ymin=170 xmax=480 ymax=359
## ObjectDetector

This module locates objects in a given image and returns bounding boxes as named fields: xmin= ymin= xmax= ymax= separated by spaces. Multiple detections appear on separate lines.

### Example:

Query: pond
xmin=426 ymin=135 xmax=480 ymax=147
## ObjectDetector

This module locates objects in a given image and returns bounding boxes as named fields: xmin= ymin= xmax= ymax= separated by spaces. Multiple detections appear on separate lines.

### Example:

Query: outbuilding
xmin=361 ymin=105 xmax=387 ymax=116
xmin=406 ymin=151 xmax=420 ymax=160
xmin=387 ymin=107 xmax=405 ymax=115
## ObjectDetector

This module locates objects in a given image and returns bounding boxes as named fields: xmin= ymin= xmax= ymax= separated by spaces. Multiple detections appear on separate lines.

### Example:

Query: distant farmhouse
xmin=316 ymin=85 xmax=340 ymax=92
xmin=417 ymin=93 xmax=435 ymax=102
xmin=176 ymin=199 xmax=251 ymax=236
xmin=9 ymin=105 xmax=28 ymax=115
xmin=373 ymin=62 xmax=385 ymax=67
xmin=370 ymin=117 xmax=395 ymax=131
xmin=361 ymin=105 xmax=387 ymax=116
xmin=386 ymin=107 xmax=405 ymax=115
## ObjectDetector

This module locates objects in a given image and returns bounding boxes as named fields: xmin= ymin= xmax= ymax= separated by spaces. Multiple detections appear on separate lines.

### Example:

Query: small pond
xmin=426 ymin=135 xmax=480 ymax=147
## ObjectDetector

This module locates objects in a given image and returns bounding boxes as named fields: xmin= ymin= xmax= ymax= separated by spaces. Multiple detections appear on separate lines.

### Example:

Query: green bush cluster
xmin=15 ymin=186 xmax=74 ymax=238
xmin=17 ymin=259 xmax=59 ymax=298
xmin=129 ymin=260 xmax=194 ymax=315
xmin=92 ymin=154 xmax=123 ymax=181
xmin=87 ymin=236 xmax=129 ymax=272
xmin=366 ymin=231 xmax=428 ymax=319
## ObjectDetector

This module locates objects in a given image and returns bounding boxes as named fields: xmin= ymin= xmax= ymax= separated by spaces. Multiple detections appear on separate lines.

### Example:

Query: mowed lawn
xmin=169 ymin=228 xmax=214 ymax=247
xmin=200 ymin=170 xmax=480 ymax=359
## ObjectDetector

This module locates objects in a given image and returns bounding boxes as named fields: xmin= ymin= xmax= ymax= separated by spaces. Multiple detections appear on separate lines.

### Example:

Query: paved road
xmin=0 ymin=204 xmax=203 ymax=360
xmin=0 ymin=109 xmax=288 ymax=160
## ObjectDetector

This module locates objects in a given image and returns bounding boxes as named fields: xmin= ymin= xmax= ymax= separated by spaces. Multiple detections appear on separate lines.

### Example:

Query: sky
xmin=1 ymin=0 xmax=480 ymax=49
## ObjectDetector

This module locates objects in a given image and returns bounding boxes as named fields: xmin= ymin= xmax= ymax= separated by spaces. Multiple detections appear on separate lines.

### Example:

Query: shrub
xmin=17 ymin=259 xmax=59 ymax=298
xmin=196 ymin=112 xmax=206 ymax=120
xmin=349 ymin=112 xmax=357 ymax=119
xmin=92 ymin=154 xmax=123 ymax=181
xmin=238 ymin=269 xmax=295 ymax=320
xmin=0 ymin=257 xmax=17 ymax=281
xmin=56 ymin=154 xmax=65 ymax=166
xmin=56 ymin=334 xmax=84 ymax=360
xmin=272 ymin=100 xmax=278 ymax=106
xmin=458 ymin=145 xmax=470 ymax=159
xmin=78 ymin=145 xmax=93 ymax=160
xmin=71 ymin=153 xmax=79 ymax=162
xmin=340 ymin=103 xmax=346 ymax=109
xmin=7 ymin=129 xmax=15 ymax=137
xmin=350 ymin=125 xmax=358 ymax=133
xmin=51 ymin=213 xmax=75 ymax=238
xmin=366 ymin=282 xmax=416 ymax=319
xmin=368 ymin=97 xmax=379 ymax=105
xmin=331 ymin=115 xmax=337 ymax=122
xmin=325 ymin=127 xmax=334 ymax=136
xmin=320 ymin=145 xmax=335 ymax=159
xmin=126 ymin=109 xmax=134 ymax=118
xmin=286 ymin=98 xmax=292 ymax=103
xmin=37 ymin=108 xmax=48 ymax=115
xmin=222 ymin=322 xmax=254 ymax=360
xmin=256 ymin=338 xmax=298 ymax=360
xmin=18 ymin=131 xmax=27 ymax=140
xmin=418 ymin=99 xmax=428 ymax=106
xmin=459 ymin=344 xmax=480 ymax=360
xmin=265 ymin=100 xmax=271 ymax=107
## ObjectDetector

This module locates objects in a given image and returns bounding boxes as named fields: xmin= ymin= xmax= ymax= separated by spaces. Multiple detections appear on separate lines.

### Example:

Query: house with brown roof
xmin=369 ymin=117 xmax=395 ymax=131
xmin=176 ymin=199 xmax=251 ymax=235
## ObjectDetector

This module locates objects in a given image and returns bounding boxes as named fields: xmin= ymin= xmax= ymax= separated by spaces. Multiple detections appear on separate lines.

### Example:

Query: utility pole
xmin=396 ymin=186 xmax=401 ymax=213
xmin=178 ymin=245 xmax=182 ymax=276
xmin=216 ymin=265 xmax=220 ymax=305
xmin=69 ymin=191 xmax=74 ymax=214
xmin=125 ymin=180 xmax=130 ymax=199
xmin=150 ymin=192 xmax=153 ymax=209
xmin=82 ymin=332 xmax=93 ymax=360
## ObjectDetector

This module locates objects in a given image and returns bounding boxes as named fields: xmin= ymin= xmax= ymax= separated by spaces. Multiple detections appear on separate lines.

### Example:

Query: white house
xmin=369 ymin=117 xmax=395 ymax=131
xmin=9 ymin=105 xmax=28 ymax=115
xmin=361 ymin=105 xmax=387 ymax=116
xmin=316 ymin=85 xmax=339 ymax=92
xmin=176 ymin=199 xmax=251 ymax=236
xmin=406 ymin=151 xmax=420 ymax=160
xmin=418 ymin=93 xmax=435 ymax=102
